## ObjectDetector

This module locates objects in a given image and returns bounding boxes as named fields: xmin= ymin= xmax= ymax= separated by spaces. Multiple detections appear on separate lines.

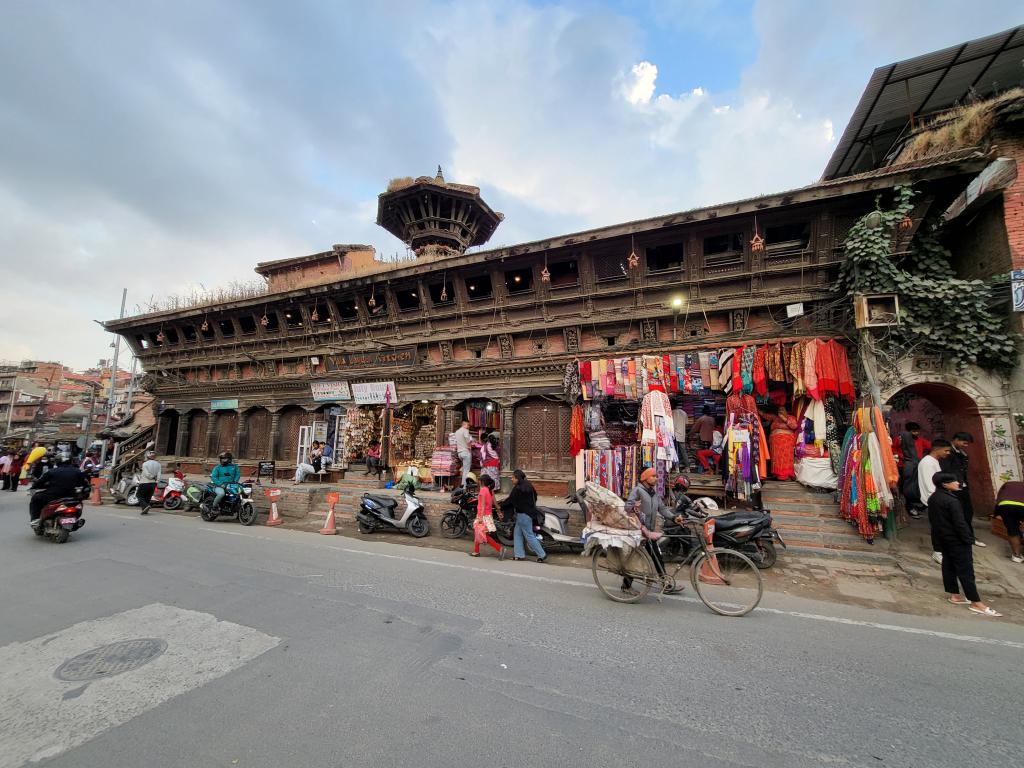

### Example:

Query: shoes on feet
xmin=537 ymin=557 xmax=547 ymax=564
xmin=29 ymin=520 xmax=41 ymax=530
xmin=1010 ymin=554 xmax=1024 ymax=564
xmin=513 ymin=557 xmax=525 ymax=561
xmin=973 ymin=540 xmax=987 ymax=548
xmin=498 ymin=548 xmax=507 ymax=561
xmin=932 ymin=551 xmax=943 ymax=565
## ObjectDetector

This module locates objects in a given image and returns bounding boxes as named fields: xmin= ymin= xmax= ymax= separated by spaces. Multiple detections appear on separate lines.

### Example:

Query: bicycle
xmin=589 ymin=518 xmax=763 ymax=617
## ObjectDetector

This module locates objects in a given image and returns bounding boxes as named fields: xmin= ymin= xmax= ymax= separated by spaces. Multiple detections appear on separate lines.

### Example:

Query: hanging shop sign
xmin=338 ymin=347 xmax=418 ymax=368
xmin=210 ymin=399 xmax=239 ymax=411
xmin=310 ymin=380 xmax=352 ymax=402
xmin=351 ymin=381 xmax=398 ymax=406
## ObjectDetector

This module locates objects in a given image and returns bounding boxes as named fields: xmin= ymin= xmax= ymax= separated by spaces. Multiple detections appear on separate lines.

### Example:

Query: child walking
xmin=470 ymin=475 xmax=506 ymax=559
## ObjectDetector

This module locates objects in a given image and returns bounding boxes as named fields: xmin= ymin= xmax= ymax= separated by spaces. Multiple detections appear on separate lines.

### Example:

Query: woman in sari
xmin=763 ymin=405 xmax=799 ymax=481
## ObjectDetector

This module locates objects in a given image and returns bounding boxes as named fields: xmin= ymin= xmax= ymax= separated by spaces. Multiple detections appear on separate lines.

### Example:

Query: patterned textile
xmin=766 ymin=342 xmax=786 ymax=382
xmin=803 ymin=339 xmax=820 ymax=400
xmin=789 ymin=342 xmax=806 ymax=398
xmin=563 ymin=362 xmax=581 ymax=400
xmin=718 ymin=348 xmax=734 ymax=395
xmin=740 ymin=345 xmax=756 ymax=394
xmin=753 ymin=345 xmax=768 ymax=397
xmin=824 ymin=396 xmax=845 ymax=476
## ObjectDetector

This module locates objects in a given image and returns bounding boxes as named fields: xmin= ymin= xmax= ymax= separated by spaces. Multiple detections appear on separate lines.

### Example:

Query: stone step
xmin=782 ymin=543 xmax=897 ymax=564
xmin=764 ymin=501 xmax=840 ymax=514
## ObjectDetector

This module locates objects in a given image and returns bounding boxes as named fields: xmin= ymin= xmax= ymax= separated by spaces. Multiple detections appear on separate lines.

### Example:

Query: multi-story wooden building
xmin=106 ymin=156 xmax=987 ymax=492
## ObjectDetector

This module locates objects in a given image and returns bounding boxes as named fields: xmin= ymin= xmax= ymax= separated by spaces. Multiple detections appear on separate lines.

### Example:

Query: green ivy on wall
xmin=838 ymin=185 xmax=1018 ymax=373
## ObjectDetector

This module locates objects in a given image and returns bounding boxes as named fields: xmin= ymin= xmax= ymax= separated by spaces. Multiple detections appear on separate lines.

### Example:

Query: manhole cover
xmin=54 ymin=638 xmax=168 ymax=682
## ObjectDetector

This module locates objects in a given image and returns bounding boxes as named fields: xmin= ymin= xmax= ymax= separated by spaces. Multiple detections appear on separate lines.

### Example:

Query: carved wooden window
xmin=504 ymin=268 xmax=533 ymax=295
xmin=646 ymin=243 xmax=685 ymax=273
xmin=283 ymin=308 xmax=304 ymax=328
xmin=394 ymin=286 xmax=420 ymax=312
xmin=563 ymin=327 xmax=581 ymax=355
xmin=218 ymin=319 xmax=236 ymax=338
xmin=439 ymin=341 xmax=454 ymax=363
xmin=181 ymin=325 xmax=198 ymax=343
xmin=703 ymin=232 xmax=744 ymax=272
xmin=514 ymin=398 xmax=572 ymax=473
xmin=591 ymin=252 xmax=627 ymax=282
xmin=641 ymin=319 xmax=658 ymax=344
xmin=238 ymin=316 xmax=257 ymax=335
xmin=498 ymin=335 xmax=514 ymax=359
xmin=547 ymin=260 xmax=579 ymax=289
xmin=335 ymin=298 xmax=359 ymax=321
xmin=429 ymin=281 xmax=455 ymax=307
xmin=243 ymin=408 xmax=271 ymax=459
xmin=764 ymin=222 xmax=810 ymax=265
xmin=465 ymin=274 xmax=493 ymax=301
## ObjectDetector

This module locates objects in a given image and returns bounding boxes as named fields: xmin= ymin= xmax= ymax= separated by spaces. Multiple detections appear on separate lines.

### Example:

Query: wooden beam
xmin=942 ymin=157 xmax=1018 ymax=222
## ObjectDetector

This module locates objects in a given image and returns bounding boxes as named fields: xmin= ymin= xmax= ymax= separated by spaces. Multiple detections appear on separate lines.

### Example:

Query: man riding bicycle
xmin=623 ymin=468 xmax=684 ymax=595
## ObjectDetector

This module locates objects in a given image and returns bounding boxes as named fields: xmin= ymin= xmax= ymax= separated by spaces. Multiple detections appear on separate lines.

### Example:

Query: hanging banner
xmin=310 ymin=381 xmax=352 ymax=402
xmin=1012 ymin=270 xmax=1024 ymax=312
xmin=351 ymin=381 xmax=398 ymax=405
xmin=983 ymin=416 xmax=1021 ymax=486
xmin=210 ymin=399 xmax=239 ymax=411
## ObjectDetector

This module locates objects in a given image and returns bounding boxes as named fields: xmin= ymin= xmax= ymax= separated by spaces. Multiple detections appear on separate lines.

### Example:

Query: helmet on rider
xmin=465 ymin=472 xmax=478 ymax=486
xmin=672 ymin=475 xmax=691 ymax=493
xmin=218 ymin=451 xmax=233 ymax=466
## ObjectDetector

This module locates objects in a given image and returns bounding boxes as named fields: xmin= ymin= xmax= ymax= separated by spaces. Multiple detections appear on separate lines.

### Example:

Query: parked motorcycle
xmin=160 ymin=471 xmax=187 ymax=510
xmin=110 ymin=471 xmax=142 ymax=506
xmin=440 ymin=484 xmax=480 ymax=538
xmin=535 ymin=504 xmax=584 ymax=553
xmin=184 ymin=480 xmax=209 ymax=511
xmin=659 ymin=495 xmax=785 ymax=569
xmin=357 ymin=490 xmax=430 ymax=538
xmin=31 ymin=487 xmax=88 ymax=544
xmin=197 ymin=482 xmax=257 ymax=526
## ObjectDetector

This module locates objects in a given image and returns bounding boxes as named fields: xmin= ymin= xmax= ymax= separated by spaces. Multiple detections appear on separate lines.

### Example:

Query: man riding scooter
xmin=210 ymin=452 xmax=240 ymax=513
xmin=29 ymin=454 xmax=89 ymax=531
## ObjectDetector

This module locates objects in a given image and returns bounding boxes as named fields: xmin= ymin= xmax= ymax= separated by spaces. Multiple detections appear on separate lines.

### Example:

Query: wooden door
xmin=277 ymin=407 xmax=307 ymax=462
xmin=244 ymin=408 xmax=271 ymax=459
xmin=514 ymin=398 xmax=572 ymax=473
xmin=214 ymin=411 xmax=238 ymax=454
xmin=188 ymin=411 xmax=208 ymax=456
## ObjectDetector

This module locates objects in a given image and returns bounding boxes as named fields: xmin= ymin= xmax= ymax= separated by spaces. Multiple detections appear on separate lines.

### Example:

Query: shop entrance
xmin=389 ymin=402 xmax=438 ymax=471
xmin=514 ymin=397 xmax=572 ymax=474
xmin=887 ymin=382 xmax=994 ymax=511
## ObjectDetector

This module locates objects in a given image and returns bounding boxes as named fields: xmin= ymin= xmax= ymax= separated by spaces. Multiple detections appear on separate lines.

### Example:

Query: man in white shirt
xmin=454 ymin=419 xmax=475 ymax=487
xmin=918 ymin=439 xmax=952 ymax=564
xmin=138 ymin=451 xmax=163 ymax=516
xmin=672 ymin=407 xmax=689 ymax=470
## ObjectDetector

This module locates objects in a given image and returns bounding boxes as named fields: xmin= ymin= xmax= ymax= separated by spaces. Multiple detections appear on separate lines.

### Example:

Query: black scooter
xmin=659 ymin=494 xmax=786 ymax=569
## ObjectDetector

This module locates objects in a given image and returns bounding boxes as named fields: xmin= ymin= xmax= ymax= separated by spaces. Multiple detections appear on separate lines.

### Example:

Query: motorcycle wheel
xmin=125 ymin=487 xmax=140 ymax=506
xmin=33 ymin=524 xmax=45 ymax=537
xmin=163 ymin=496 xmax=183 ymax=511
xmin=407 ymin=515 xmax=430 ymax=538
xmin=755 ymin=540 xmax=777 ymax=569
xmin=55 ymin=528 xmax=70 ymax=544
xmin=439 ymin=512 xmax=466 ymax=538
xmin=238 ymin=502 xmax=257 ymax=526
xmin=495 ymin=527 xmax=514 ymax=548
xmin=199 ymin=504 xmax=218 ymax=522
xmin=357 ymin=519 xmax=375 ymax=534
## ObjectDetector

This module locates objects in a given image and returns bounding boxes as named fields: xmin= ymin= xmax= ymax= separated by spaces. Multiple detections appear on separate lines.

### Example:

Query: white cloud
xmin=622 ymin=61 xmax=659 ymax=105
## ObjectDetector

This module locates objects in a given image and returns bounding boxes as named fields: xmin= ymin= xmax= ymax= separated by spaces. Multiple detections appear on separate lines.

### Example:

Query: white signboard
xmin=310 ymin=381 xmax=352 ymax=402
xmin=983 ymin=416 xmax=1021 ymax=486
xmin=351 ymin=381 xmax=398 ymax=406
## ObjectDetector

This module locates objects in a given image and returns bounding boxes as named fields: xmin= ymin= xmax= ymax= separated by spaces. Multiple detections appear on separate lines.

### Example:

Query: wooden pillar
xmin=269 ymin=411 xmax=282 ymax=461
xmin=499 ymin=400 xmax=515 ymax=493
xmin=234 ymin=410 xmax=248 ymax=458
xmin=440 ymin=400 xmax=458 ymax=447
xmin=176 ymin=418 xmax=190 ymax=457
xmin=205 ymin=415 xmax=217 ymax=458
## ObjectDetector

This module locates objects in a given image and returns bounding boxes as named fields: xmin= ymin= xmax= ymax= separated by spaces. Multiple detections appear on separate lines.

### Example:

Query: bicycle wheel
xmin=690 ymin=548 xmax=763 ymax=617
xmin=591 ymin=546 xmax=657 ymax=603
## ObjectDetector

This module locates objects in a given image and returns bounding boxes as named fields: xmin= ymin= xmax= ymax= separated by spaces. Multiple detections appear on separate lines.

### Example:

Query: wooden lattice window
xmin=591 ymin=252 xmax=627 ymax=282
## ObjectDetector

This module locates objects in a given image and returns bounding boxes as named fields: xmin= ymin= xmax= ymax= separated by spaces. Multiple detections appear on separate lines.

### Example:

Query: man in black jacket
xmin=899 ymin=422 xmax=924 ymax=516
xmin=29 ymin=457 xmax=88 ymax=530
xmin=927 ymin=471 xmax=1000 ymax=616
xmin=941 ymin=432 xmax=983 ymax=547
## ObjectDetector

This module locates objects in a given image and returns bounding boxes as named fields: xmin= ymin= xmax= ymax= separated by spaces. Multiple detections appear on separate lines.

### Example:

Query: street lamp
xmin=671 ymin=296 xmax=685 ymax=340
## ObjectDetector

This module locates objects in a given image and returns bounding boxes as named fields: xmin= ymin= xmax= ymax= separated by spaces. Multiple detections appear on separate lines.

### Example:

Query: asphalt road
xmin=0 ymin=491 xmax=1020 ymax=768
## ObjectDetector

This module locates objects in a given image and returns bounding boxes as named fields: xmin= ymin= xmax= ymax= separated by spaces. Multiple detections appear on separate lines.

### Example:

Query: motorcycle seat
xmin=712 ymin=511 xmax=768 ymax=530
xmin=541 ymin=506 xmax=570 ymax=522
xmin=365 ymin=493 xmax=398 ymax=508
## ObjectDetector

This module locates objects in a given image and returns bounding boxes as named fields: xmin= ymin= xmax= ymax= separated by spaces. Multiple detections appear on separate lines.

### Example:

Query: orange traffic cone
xmin=89 ymin=477 xmax=105 ymax=506
xmin=265 ymin=487 xmax=283 ymax=526
xmin=320 ymin=491 xmax=340 ymax=535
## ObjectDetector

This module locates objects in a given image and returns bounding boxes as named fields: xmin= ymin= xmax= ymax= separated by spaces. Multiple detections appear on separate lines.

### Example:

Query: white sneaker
xmin=973 ymin=540 xmax=987 ymax=548
xmin=1011 ymin=554 xmax=1024 ymax=564
xmin=932 ymin=551 xmax=943 ymax=565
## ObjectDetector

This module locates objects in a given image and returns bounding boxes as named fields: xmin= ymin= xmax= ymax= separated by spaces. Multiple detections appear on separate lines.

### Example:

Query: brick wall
xmin=997 ymin=131 xmax=1024 ymax=271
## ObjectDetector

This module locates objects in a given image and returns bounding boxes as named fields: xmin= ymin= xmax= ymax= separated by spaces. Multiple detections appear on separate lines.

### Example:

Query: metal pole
xmin=99 ymin=288 xmax=127 ymax=466
xmin=123 ymin=356 xmax=138 ymax=417
xmin=82 ymin=383 xmax=98 ymax=453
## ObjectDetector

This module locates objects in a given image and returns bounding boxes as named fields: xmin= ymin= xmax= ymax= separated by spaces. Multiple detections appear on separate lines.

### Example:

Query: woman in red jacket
xmin=470 ymin=475 xmax=505 ymax=559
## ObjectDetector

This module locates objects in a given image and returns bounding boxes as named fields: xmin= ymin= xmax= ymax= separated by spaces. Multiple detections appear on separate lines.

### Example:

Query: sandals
xmin=947 ymin=597 xmax=971 ymax=606
xmin=968 ymin=605 xmax=1002 ymax=617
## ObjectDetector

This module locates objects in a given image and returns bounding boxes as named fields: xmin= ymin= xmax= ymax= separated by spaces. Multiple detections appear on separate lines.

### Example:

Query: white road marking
xmin=99 ymin=508 xmax=1024 ymax=652
xmin=0 ymin=603 xmax=279 ymax=768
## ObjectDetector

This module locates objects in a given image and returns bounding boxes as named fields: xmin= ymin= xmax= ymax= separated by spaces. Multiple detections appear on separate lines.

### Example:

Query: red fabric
xmin=580 ymin=361 xmax=592 ymax=384
xmin=697 ymin=449 xmax=721 ymax=472
xmin=753 ymin=345 xmax=768 ymax=397
xmin=570 ymin=404 xmax=586 ymax=456
xmin=768 ymin=430 xmax=797 ymax=480
xmin=815 ymin=340 xmax=839 ymax=398
xmin=915 ymin=437 xmax=932 ymax=460
xmin=828 ymin=340 xmax=856 ymax=403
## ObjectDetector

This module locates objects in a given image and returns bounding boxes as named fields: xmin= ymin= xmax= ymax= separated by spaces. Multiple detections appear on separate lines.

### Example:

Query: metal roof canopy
xmin=823 ymin=25 xmax=1024 ymax=180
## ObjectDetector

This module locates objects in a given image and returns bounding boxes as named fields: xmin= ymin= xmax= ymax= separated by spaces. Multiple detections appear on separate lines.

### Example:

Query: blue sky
xmin=0 ymin=1 xmax=1021 ymax=367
